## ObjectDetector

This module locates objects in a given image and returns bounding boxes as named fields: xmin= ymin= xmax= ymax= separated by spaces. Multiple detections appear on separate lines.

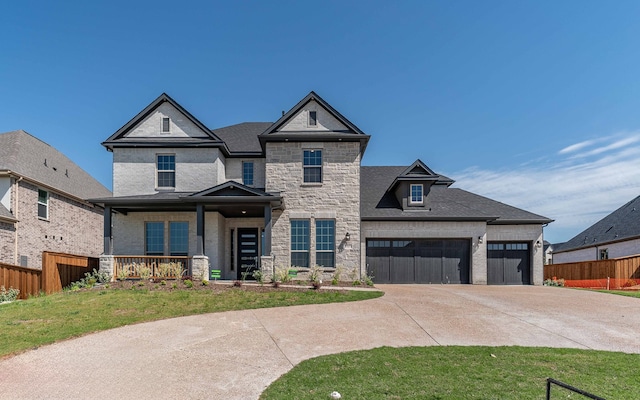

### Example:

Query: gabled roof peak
xmin=399 ymin=159 xmax=438 ymax=178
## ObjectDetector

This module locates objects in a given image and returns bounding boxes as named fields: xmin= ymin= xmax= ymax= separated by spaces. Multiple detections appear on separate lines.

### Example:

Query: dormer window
xmin=410 ymin=184 xmax=423 ymax=205
xmin=161 ymin=117 xmax=170 ymax=133
xmin=308 ymin=111 xmax=317 ymax=127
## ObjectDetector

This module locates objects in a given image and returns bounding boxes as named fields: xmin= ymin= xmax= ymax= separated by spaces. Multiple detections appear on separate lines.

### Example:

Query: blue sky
xmin=2 ymin=0 xmax=640 ymax=244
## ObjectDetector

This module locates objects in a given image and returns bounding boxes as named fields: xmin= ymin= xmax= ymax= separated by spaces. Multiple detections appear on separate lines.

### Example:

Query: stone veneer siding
xmin=14 ymin=181 xmax=104 ymax=269
xmin=265 ymin=141 xmax=362 ymax=278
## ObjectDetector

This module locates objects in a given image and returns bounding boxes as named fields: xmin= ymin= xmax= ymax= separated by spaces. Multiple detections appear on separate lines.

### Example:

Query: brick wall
xmin=0 ymin=221 xmax=15 ymax=264
xmin=15 ymin=181 xmax=104 ymax=269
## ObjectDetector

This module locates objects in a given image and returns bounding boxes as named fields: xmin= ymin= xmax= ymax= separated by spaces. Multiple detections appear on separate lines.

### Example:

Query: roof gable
xmin=189 ymin=181 xmax=272 ymax=198
xmin=102 ymin=93 xmax=223 ymax=148
xmin=261 ymin=91 xmax=366 ymax=136
xmin=387 ymin=159 xmax=454 ymax=193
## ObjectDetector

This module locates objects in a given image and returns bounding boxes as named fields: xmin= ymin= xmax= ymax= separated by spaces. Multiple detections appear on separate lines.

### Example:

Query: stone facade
xmin=12 ymin=180 xmax=104 ymax=269
xmin=266 ymin=141 xmax=361 ymax=277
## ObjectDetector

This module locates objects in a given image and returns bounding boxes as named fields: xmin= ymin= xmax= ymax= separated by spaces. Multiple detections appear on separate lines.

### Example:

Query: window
xmin=157 ymin=154 xmax=175 ymax=188
xmin=170 ymin=222 xmax=189 ymax=256
xmin=145 ymin=222 xmax=164 ymax=255
xmin=290 ymin=220 xmax=310 ymax=267
xmin=303 ymin=150 xmax=322 ymax=183
xmin=308 ymin=110 xmax=317 ymax=127
xmin=599 ymin=248 xmax=609 ymax=260
xmin=316 ymin=220 xmax=335 ymax=268
xmin=243 ymin=161 xmax=254 ymax=186
xmin=38 ymin=189 xmax=49 ymax=219
xmin=410 ymin=184 xmax=423 ymax=205
xmin=162 ymin=117 xmax=170 ymax=133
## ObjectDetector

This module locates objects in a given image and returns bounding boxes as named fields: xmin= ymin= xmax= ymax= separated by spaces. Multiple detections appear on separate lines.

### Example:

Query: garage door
xmin=487 ymin=242 xmax=531 ymax=285
xmin=366 ymin=239 xmax=470 ymax=284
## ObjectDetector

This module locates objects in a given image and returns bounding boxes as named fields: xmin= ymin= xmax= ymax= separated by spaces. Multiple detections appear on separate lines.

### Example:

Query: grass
xmin=597 ymin=289 xmax=640 ymax=299
xmin=261 ymin=346 xmax=640 ymax=399
xmin=0 ymin=287 xmax=382 ymax=358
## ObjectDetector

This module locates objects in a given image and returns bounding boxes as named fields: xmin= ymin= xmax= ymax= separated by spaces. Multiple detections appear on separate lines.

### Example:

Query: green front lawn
xmin=0 ymin=286 xmax=382 ymax=358
xmin=261 ymin=346 xmax=639 ymax=399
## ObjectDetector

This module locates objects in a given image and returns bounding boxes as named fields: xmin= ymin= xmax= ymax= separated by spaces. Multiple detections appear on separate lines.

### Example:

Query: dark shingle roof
xmin=0 ymin=130 xmax=111 ymax=200
xmin=361 ymin=166 xmax=552 ymax=223
xmin=554 ymin=195 xmax=640 ymax=253
xmin=212 ymin=122 xmax=272 ymax=153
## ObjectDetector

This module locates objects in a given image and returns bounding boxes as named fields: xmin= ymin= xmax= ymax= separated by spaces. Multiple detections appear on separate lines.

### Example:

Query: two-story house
xmin=93 ymin=92 xmax=552 ymax=285
xmin=0 ymin=130 xmax=111 ymax=268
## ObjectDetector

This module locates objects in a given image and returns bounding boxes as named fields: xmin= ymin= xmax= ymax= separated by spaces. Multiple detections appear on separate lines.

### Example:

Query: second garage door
xmin=487 ymin=242 xmax=531 ymax=285
xmin=367 ymin=239 xmax=470 ymax=284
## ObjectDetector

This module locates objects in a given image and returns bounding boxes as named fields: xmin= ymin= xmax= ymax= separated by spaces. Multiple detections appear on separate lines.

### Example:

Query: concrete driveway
xmin=1 ymin=285 xmax=639 ymax=399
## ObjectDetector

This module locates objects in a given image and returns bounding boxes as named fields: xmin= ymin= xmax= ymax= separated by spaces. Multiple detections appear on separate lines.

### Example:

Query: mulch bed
xmin=103 ymin=279 xmax=368 ymax=293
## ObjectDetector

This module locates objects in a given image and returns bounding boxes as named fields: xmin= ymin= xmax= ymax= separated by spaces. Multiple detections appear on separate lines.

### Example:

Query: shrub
xmin=364 ymin=272 xmax=374 ymax=287
xmin=308 ymin=265 xmax=322 ymax=285
xmin=331 ymin=266 xmax=343 ymax=285
xmin=137 ymin=264 xmax=152 ymax=281
xmin=0 ymin=286 xmax=20 ymax=302
xmin=202 ymin=279 xmax=209 ymax=286
xmin=544 ymin=278 xmax=565 ymax=287
xmin=184 ymin=279 xmax=193 ymax=288
xmin=623 ymin=279 xmax=638 ymax=288
xmin=252 ymin=269 xmax=264 ymax=284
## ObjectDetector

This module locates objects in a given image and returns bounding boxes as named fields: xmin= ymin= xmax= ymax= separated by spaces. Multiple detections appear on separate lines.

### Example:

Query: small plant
xmin=0 ymin=286 xmax=20 ymax=302
xmin=364 ymin=272 xmax=375 ymax=287
xmin=184 ymin=279 xmax=194 ymax=288
xmin=543 ymin=278 xmax=565 ymax=287
xmin=308 ymin=265 xmax=322 ymax=284
xmin=171 ymin=282 xmax=178 ymax=289
xmin=160 ymin=280 xmax=167 ymax=286
xmin=202 ymin=279 xmax=209 ymax=286
xmin=118 ymin=263 xmax=132 ymax=281
xmin=252 ymin=269 xmax=264 ymax=284
xmin=137 ymin=281 xmax=145 ymax=287
xmin=137 ymin=264 xmax=152 ymax=281
xmin=233 ymin=280 xmax=243 ymax=287
xmin=331 ymin=266 xmax=344 ymax=285
xmin=352 ymin=279 xmax=362 ymax=286
xmin=158 ymin=262 xmax=184 ymax=279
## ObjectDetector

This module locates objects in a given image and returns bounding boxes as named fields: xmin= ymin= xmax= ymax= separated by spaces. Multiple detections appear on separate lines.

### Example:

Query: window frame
xmin=290 ymin=219 xmax=310 ymax=268
xmin=145 ymin=221 xmax=165 ymax=256
xmin=409 ymin=184 xmax=424 ymax=205
xmin=161 ymin=117 xmax=170 ymax=133
xmin=303 ymin=149 xmax=322 ymax=183
xmin=156 ymin=154 xmax=176 ymax=189
xmin=169 ymin=221 xmax=189 ymax=256
xmin=315 ymin=219 xmax=335 ymax=268
xmin=242 ymin=161 xmax=254 ymax=186
xmin=308 ymin=110 xmax=317 ymax=127
xmin=599 ymin=248 xmax=609 ymax=260
xmin=37 ymin=189 xmax=49 ymax=219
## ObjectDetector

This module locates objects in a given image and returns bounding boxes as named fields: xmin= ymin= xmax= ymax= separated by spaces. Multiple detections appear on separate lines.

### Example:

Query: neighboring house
xmin=92 ymin=92 xmax=552 ymax=285
xmin=543 ymin=241 xmax=563 ymax=265
xmin=0 ymin=130 xmax=111 ymax=268
xmin=553 ymin=196 xmax=640 ymax=263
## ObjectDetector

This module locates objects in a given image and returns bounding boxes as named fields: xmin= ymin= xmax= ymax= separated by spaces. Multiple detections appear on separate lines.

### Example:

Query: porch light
xmin=345 ymin=232 xmax=350 ymax=241
xmin=241 ymin=210 xmax=247 ymax=214
xmin=477 ymin=236 xmax=483 ymax=244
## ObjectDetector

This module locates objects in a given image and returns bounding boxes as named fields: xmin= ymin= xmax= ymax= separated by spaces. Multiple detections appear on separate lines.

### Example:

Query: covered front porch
xmin=92 ymin=182 xmax=283 ymax=281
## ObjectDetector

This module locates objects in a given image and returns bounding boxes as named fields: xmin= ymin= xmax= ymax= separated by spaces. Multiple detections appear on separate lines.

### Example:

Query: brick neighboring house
xmin=553 ymin=196 xmax=640 ymax=263
xmin=0 ymin=130 xmax=112 ymax=268
xmin=92 ymin=92 xmax=552 ymax=285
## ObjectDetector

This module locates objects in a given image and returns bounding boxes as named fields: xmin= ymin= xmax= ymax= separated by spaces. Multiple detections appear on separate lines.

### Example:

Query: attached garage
xmin=487 ymin=242 xmax=531 ymax=285
xmin=367 ymin=239 xmax=470 ymax=284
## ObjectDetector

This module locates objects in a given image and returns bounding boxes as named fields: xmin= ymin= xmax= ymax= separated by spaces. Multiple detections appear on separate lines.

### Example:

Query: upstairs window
xmin=38 ymin=189 xmax=49 ymax=219
xmin=170 ymin=222 xmax=189 ymax=256
xmin=157 ymin=154 xmax=175 ymax=188
xmin=290 ymin=220 xmax=310 ymax=267
xmin=303 ymin=150 xmax=322 ymax=183
xmin=315 ymin=220 xmax=335 ymax=268
xmin=308 ymin=110 xmax=317 ymax=127
xmin=599 ymin=248 xmax=609 ymax=260
xmin=161 ymin=117 xmax=170 ymax=133
xmin=410 ymin=184 xmax=423 ymax=205
xmin=243 ymin=161 xmax=254 ymax=186
xmin=145 ymin=222 xmax=164 ymax=256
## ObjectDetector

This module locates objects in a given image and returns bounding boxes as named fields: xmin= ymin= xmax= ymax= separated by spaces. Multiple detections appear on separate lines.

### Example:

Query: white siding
xmin=112 ymin=147 xmax=225 ymax=196
xmin=554 ymin=238 xmax=640 ymax=263
xmin=126 ymin=103 xmax=210 ymax=138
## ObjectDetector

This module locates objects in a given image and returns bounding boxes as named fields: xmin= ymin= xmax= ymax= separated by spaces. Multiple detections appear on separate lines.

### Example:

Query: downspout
xmin=13 ymin=175 xmax=23 ymax=265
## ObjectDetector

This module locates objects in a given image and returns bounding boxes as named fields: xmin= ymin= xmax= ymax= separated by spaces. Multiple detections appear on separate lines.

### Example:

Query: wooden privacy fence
xmin=0 ymin=263 xmax=42 ymax=299
xmin=545 ymin=254 xmax=640 ymax=289
xmin=41 ymin=252 xmax=99 ymax=294
xmin=0 ymin=252 xmax=99 ymax=299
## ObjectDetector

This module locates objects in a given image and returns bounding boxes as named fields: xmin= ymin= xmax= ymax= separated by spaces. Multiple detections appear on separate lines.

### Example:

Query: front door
xmin=237 ymin=228 xmax=259 ymax=280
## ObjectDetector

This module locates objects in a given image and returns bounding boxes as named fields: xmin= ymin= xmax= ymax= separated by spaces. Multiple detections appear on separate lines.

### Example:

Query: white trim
xmin=409 ymin=184 xmax=423 ymax=205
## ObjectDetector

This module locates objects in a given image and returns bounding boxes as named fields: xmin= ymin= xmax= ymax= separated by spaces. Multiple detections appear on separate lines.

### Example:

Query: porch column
xmin=196 ymin=204 xmax=205 ymax=255
xmin=103 ymin=206 xmax=112 ymax=255
xmin=263 ymin=204 xmax=272 ymax=255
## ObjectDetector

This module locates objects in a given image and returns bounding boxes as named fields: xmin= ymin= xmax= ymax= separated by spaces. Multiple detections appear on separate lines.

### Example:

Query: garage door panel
xmin=390 ymin=247 xmax=415 ymax=283
xmin=488 ymin=243 xmax=530 ymax=285
xmin=415 ymin=247 xmax=442 ymax=283
xmin=443 ymin=240 xmax=470 ymax=284
xmin=504 ymin=250 xmax=529 ymax=284
xmin=367 ymin=247 xmax=391 ymax=284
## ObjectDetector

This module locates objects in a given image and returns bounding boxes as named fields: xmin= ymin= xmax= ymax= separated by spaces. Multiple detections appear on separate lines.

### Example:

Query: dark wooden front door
xmin=237 ymin=228 xmax=259 ymax=280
